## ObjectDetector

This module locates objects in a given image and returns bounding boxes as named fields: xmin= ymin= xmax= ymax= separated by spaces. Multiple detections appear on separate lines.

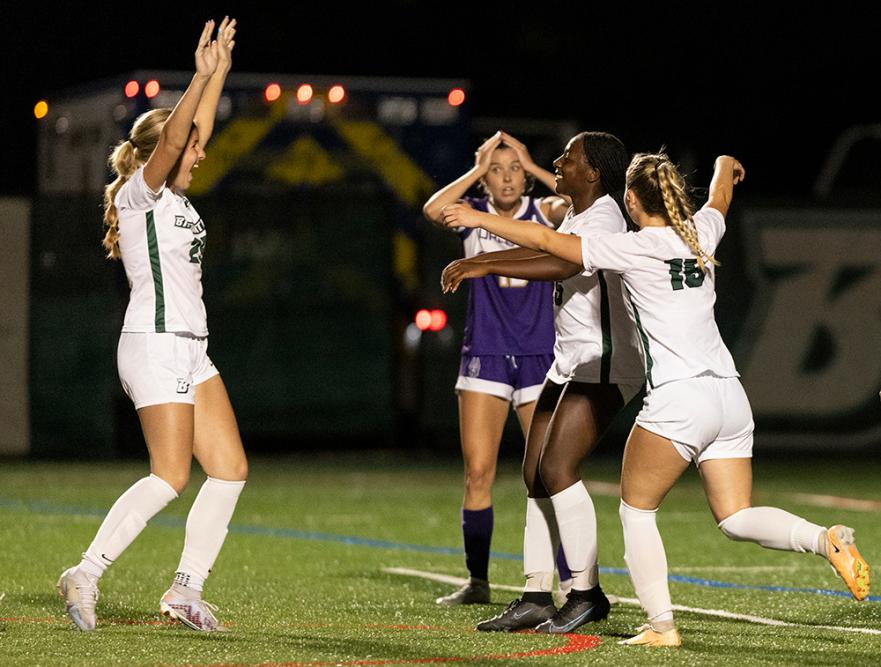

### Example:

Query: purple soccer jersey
xmin=458 ymin=196 xmax=556 ymax=356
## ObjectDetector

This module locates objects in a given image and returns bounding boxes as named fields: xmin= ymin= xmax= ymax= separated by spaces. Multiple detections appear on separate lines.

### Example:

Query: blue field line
xmin=3 ymin=496 xmax=878 ymax=602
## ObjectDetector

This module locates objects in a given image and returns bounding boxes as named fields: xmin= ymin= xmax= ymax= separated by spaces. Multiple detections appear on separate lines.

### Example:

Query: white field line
xmin=384 ymin=567 xmax=881 ymax=637
xmin=791 ymin=493 xmax=881 ymax=512
xmin=669 ymin=566 xmax=803 ymax=573
xmin=586 ymin=479 xmax=880 ymax=514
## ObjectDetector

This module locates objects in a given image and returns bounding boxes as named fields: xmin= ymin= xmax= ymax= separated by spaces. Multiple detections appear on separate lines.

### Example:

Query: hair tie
xmin=129 ymin=139 xmax=139 ymax=151
xmin=654 ymin=159 xmax=665 ymax=178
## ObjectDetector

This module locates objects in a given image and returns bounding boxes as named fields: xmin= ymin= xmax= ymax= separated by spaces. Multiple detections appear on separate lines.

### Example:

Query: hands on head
xmin=498 ymin=131 xmax=536 ymax=172
xmin=474 ymin=130 xmax=538 ymax=175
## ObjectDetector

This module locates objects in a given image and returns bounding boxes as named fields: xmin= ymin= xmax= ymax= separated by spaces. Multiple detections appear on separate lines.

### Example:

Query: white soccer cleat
xmin=619 ymin=623 xmax=681 ymax=647
xmin=57 ymin=566 xmax=99 ymax=631
xmin=160 ymin=588 xmax=226 ymax=632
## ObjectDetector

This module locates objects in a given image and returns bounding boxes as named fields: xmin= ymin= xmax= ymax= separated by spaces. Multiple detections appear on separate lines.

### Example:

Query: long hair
xmin=626 ymin=151 xmax=718 ymax=270
xmin=580 ymin=132 xmax=629 ymax=223
xmin=102 ymin=108 xmax=172 ymax=259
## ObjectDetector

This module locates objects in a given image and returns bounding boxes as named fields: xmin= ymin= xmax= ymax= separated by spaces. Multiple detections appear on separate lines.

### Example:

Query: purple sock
xmin=462 ymin=507 xmax=493 ymax=582
xmin=556 ymin=543 xmax=572 ymax=581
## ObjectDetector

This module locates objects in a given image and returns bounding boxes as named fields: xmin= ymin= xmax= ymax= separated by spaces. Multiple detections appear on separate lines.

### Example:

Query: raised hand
xmin=441 ymin=258 xmax=488 ymax=293
xmin=499 ymin=131 xmax=537 ymax=172
xmin=216 ymin=16 xmax=237 ymax=71
xmin=474 ymin=131 xmax=503 ymax=175
xmin=441 ymin=202 xmax=480 ymax=229
xmin=732 ymin=159 xmax=746 ymax=185
xmin=715 ymin=155 xmax=746 ymax=185
xmin=195 ymin=20 xmax=219 ymax=77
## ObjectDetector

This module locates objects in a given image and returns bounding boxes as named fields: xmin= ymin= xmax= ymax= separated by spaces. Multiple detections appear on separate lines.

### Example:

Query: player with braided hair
xmin=441 ymin=153 xmax=870 ymax=647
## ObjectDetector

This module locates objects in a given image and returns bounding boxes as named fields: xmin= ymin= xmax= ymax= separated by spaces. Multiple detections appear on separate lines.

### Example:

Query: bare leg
xmin=539 ymin=383 xmax=623 ymax=593
xmin=458 ymin=391 xmax=509 ymax=510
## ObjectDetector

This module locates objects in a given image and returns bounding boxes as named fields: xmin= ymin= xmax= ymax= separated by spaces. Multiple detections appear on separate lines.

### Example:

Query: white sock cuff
xmin=550 ymin=482 xmax=590 ymax=511
xmin=526 ymin=496 xmax=553 ymax=517
xmin=206 ymin=476 xmax=246 ymax=486
xmin=203 ymin=477 xmax=246 ymax=499
xmin=149 ymin=473 xmax=180 ymax=500
xmin=620 ymin=500 xmax=658 ymax=518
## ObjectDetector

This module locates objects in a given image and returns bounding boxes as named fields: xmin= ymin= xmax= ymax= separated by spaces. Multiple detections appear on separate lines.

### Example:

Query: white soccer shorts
xmin=117 ymin=332 xmax=219 ymax=409
xmin=635 ymin=374 xmax=754 ymax=465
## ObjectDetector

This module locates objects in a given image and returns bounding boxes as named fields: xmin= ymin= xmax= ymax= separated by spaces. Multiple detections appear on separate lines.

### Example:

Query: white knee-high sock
xmin=523 ymin=497 xmax=558 ymax=592
xmin=79 ymin=474 xmax=178 ymax=578
xmin=175 ymin=477 xmax=245 ymax=591
xmin=620 ymin=501 xmax=673 ymax=623
xmin=718 ymin=507 xmax=827 ymax=554
xmin=550 ymin=482 xmax=598 ymax=590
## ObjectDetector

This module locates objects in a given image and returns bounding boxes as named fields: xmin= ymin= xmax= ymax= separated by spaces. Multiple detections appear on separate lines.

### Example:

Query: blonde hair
xmin=626 ymin=152 xmax=718 ymax=271
xmin=102 ymin=108 xmax=172 ymax=259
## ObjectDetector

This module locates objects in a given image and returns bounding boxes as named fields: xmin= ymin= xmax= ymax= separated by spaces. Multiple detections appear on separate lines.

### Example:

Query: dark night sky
xmin=2 ymin=3 xmax=877 ymax=198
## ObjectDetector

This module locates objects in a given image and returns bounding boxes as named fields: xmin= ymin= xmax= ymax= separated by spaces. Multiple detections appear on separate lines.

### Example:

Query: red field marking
xmin=188 ymin=624 xmax=600 ymax=667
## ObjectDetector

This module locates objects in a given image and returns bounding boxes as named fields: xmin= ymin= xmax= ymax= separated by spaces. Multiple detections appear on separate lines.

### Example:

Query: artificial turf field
xmin=1 ymin=453 xmax=880 ymax=666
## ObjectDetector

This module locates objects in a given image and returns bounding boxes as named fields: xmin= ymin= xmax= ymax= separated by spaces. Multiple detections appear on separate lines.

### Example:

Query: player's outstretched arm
xmin=441 ymin=203 xmax=583 ymax=265
xmin=143 ymin=20 xmax=219 ymax=191
xmin=194 ymin=16 xmax=236 ymax=148
xmin=704 ymin=155 xmax=745 ymax=217
xmin=442 ymin=252 xmax=581 ymax=293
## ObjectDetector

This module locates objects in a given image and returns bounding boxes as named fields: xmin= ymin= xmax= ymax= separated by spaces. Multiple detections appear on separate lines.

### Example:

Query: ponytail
xmin=101 ymin=108 xmax=172 ymax=260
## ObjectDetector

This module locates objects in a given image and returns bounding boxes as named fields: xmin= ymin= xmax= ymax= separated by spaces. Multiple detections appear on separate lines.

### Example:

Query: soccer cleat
xmin=57 ymin=566 xmax=99 ymax=631
xmin=826 ymin=525 xmax=870 ymax=601
xmin=476 ymin=598 xmax=556 ymax=632
xmin=534 ymin=587 xmax=610 ymax=633
xmin=619 ymin=624 xmax=681 ymax=647
xmin=159 ymin=589 xmax=225 ymax=632
xmin=435 ymin=578 xmax=491 ymax=606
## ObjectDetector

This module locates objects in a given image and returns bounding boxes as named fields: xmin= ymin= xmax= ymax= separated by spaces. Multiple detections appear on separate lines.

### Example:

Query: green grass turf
xmin=1 ymin=454 xmax=880 ymax=666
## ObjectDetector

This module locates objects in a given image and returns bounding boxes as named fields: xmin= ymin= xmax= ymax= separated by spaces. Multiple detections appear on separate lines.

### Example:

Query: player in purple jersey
xmin=423 ymin=132 xmax=570 ymax=605
xmin=442 ymin=132 xmax=644 ymax=633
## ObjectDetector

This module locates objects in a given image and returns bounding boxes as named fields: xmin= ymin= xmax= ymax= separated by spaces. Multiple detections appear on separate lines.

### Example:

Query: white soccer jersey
xmin=581 ymin=206 xmax=738 ymax=389
xmin=549 ymin=195 xmax=643 ymax=385
xmin=115 ymin=167 xmax=208 ymax=336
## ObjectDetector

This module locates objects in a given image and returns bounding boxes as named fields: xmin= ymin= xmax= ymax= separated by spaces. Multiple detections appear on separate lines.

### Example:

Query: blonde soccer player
xmin=57 ymin=18 xmax=247 ymax=633
xmin=423 ymin=131 xmax=571 ymax=605
xmin=440 ymin=153 xmax=870 ymax=646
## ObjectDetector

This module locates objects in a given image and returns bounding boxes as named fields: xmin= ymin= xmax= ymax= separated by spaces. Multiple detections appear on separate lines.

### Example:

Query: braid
xmin=102 ymin=140 xmax=137 ymax=259
xmin=627 ymin=152 xmax=719 ymax=271
xmin=101 ymin=108 xmax=171 ymax=260
xmin=655 ymin=162 xmax=717 ymax=270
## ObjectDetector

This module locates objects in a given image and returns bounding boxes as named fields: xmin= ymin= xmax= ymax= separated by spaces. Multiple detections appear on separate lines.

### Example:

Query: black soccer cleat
xmin=534 ymin=587 xmax=610 ymax=633
xmin=476 ymin=598 xmax=556 ymax=632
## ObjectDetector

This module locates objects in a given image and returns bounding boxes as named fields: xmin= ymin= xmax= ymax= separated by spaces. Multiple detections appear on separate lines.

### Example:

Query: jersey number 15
xmin=665 ymin=258 xmax=705 ymax=290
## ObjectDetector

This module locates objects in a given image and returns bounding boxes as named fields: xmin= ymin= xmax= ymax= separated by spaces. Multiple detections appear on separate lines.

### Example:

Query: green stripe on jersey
xmin=145 ymin=210 xmax=165 ymax=333
xmin=597 ymin=271 xmax=612 ymax=384
xmin=630 ymin=301 xmax=654 ymax=389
